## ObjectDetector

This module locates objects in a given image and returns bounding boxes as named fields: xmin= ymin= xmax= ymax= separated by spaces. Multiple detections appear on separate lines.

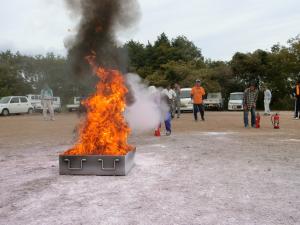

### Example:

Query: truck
xmin=66 ymin=97 xmax=81 ymax=112
xmin=203 ymin=92 xmax=224 ymax=110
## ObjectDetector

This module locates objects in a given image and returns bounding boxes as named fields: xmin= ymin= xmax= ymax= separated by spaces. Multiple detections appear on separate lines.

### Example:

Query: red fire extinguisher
xmin=154 ymin=124 xmax=161 ymax=136
xmin=255 ymin=112 xmax=260 ymax=128
xmin=271 ymin=113 xmax=280 ymax=129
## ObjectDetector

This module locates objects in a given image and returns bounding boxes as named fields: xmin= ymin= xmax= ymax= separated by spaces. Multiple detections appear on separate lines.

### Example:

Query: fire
xmin=63 ymin=53 xmax=133 ymax=156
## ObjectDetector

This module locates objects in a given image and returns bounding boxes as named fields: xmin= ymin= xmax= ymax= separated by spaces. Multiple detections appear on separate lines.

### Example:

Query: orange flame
xmin=63 ymin=53 xmax=132 ymax=155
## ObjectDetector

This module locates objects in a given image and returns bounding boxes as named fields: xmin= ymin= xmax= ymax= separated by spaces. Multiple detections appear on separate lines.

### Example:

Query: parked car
xmin=66 ymin=97 xmax=81 ymax=112
xmin=26 ymin=94 xmax=42 ymax=109
xmin=228 ymin=92 xmax=244 ymax=111
xmin=203 ymin=92 xmax=224 ymax=110
xmin=28 ymin=95 xmax=62 ymax=112
xmin=0 ymin=96 xmax=33 ymax=116
xmin=180 ymin=88 xmax=193 ymax=111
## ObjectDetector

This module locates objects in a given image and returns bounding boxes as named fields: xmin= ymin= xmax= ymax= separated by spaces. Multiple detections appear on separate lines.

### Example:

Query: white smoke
xmin=125 ymin=73 xmax=168 ymax=133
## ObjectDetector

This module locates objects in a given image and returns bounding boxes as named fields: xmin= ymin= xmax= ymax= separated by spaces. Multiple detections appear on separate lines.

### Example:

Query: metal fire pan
xmin=59 ymin=148 xmax=135 ymax=176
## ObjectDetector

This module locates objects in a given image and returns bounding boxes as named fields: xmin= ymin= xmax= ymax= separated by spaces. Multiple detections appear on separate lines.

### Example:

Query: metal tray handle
xmin=64 ymin=158 xmax=86 ymax=170
xmin=98 ymin=158 xmax=119 ymax=171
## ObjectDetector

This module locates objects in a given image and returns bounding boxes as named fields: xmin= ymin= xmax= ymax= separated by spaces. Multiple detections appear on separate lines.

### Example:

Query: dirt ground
xmin=0 ymin=111 xmax=299 ymax=225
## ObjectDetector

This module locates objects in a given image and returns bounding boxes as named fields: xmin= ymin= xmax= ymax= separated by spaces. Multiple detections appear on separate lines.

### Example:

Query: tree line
xmin=1 ymin=33 xmax=299 ymax=109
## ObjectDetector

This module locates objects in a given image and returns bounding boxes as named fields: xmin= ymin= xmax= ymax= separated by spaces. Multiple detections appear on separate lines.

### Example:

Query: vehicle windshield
xmin=0 ymin=97 xmax=10 ymax=104
xmin=207 ymin=93 xmax=221 ymax=99
xmin=230 ymin=93 xmax=244 ymax=100
xmin=180 ymin=90 xmax=191 ymax=98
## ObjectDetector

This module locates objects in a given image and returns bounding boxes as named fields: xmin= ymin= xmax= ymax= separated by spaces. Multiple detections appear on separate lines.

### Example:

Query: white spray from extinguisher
xmin=124 ymin=73 xmax=168 ymax=133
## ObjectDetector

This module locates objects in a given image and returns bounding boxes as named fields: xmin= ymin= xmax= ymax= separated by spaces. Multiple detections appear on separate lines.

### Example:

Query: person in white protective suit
xmin=264 ymin=86 xmax=272 ymax=116
xmin=41 ymin=84 xmax=55 ymax=121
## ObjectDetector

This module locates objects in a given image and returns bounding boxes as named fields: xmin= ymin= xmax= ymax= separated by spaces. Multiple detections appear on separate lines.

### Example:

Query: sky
xmin=0 ymin=0 xmax=299 ymax=61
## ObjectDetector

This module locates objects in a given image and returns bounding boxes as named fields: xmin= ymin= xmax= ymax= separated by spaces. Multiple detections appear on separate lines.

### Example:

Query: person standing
xmin=41 ymin=84 xmax=54 ymax=121
xmin=149 ymin=86 xmax=163 ymax=136
xmin=174 ymin=83 xmax=181 ymax=118
xmin=191 ymin=79 xmax=206 ymax=121
xmin=243 ymin=81 xmax=259 ymax=128
xmin=264 ymin=86 xmax=272 ymax=115
xmin=167 ymin=85 xmax=176 ymax=118
xmin=161 ymin=88 xmax=172 ymax=136
xmin=293 ymin=80 xmax=300 ymax=119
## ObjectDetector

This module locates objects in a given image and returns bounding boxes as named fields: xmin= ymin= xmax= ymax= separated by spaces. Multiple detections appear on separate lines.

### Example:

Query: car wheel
xmin=2 ymin=109 xmax=9 ymax=116
xmin=28 ymin=108 xmax=33 ymax=114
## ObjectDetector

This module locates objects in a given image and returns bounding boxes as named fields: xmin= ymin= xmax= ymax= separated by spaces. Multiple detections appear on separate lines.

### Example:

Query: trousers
xmin=264 ymin=99 xmax=271 ymax=114
xmin=42 ymin=100 xmax=54 ymax=119
xmin=193 ymin=104 xmax=204 ymax=120
xmin=244 ymin=107 xmax=256 ymax=127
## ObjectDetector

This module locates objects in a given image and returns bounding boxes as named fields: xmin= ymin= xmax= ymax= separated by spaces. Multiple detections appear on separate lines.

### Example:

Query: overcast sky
xmin=0 ymin=0 xmax=299 ymax=61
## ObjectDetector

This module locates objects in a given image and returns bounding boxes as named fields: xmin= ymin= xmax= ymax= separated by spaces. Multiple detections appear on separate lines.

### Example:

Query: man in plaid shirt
xmin=243 ymin=81 xmax=259 ymax=128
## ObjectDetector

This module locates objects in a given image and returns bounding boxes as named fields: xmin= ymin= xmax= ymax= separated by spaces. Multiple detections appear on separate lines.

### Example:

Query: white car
xmin=180 ymin=88 xmax=193 ymax=111
xmin=0 ymin=96 xmax=34 ymax=116
xmin=228 ymin=92 xmax=244 ymax=111
xmin=203 ymin=92 xmax=224 ymax=110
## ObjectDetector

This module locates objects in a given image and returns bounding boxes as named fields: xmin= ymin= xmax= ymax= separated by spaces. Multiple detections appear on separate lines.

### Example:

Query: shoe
xmin=293 ymin=117 xmax=299 ymax=120
xmin=201 ymin=118 xmax=205 ymax=121
xmin=244 ymin=125 xmax=249 ymax=128
xmin=166 ymin=131 xmax=171 ymax=136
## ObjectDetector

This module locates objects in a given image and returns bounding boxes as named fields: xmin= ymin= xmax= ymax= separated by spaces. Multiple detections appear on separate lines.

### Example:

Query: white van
xmin=180 ymin=88 xmax=193 ymax=111
xmin=26 ymin=94 xmax=41 ymax=109
xmin=203 ymin=92 xmax=224 ymax=110
xmin=0 ymin=96 xmax=34 ymax=116
xmin=27 ymin=94 xmax=62 ymax=112
xmin=66 ymin=97 xmax=81 ymax=112
xmin=228 ymin=92 xmax=244 ymax=111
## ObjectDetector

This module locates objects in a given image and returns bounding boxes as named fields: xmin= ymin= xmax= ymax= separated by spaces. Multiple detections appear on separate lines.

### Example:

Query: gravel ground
xmin=0 ymin=111 xmax=300 ymax=225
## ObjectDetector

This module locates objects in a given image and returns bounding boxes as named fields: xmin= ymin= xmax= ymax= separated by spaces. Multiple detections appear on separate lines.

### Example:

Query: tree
xmin=1 ymin=33 xmax=299 ymax=110
xmin=171 ymin=36 xmax=203 ymax=62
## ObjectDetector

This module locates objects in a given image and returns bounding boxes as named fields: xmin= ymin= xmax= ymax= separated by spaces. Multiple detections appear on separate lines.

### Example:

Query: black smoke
xmin=64 ymin=0 xmax=140 ymax=76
